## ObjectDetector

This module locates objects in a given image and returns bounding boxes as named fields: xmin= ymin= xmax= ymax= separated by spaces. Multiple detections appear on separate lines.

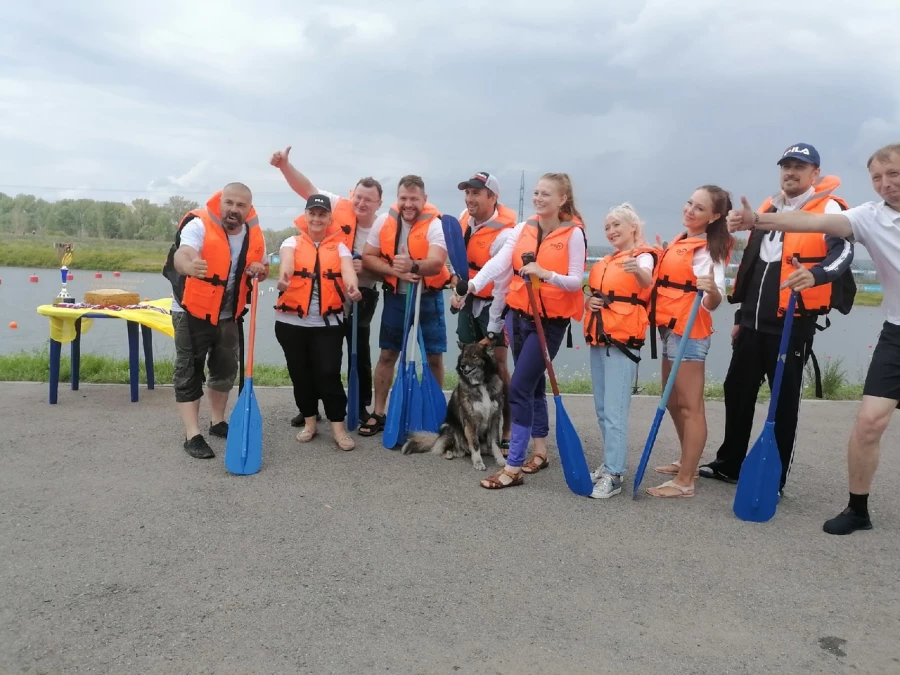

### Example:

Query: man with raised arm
xmin=727 ymin=142 xmax=900 ymax=535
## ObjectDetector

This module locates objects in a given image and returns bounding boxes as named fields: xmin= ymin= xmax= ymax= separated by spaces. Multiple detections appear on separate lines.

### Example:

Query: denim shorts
xmin=658 ymin=326 xmax=710 ymax=363
xmin=379 ymin=287 xmax=447 ymax=355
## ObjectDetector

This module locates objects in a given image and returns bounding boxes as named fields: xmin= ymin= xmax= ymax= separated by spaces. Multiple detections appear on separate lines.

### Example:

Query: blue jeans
xmin=658 ymin=326 xmax=710 ymax=362
xmin=589 ymin=344 xmax=638 ymax=476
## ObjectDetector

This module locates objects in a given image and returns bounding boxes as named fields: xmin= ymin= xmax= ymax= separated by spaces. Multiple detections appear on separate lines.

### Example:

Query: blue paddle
xmin=632 ymin=291 xmax=705 ymax=498
xmin=520 ymin=253 xmax=593 ymax=497
xmin=417 ymin=321 xmax=445 ymax=431
xmin=346 ymin=253 xmax=362 ymax=431
xmin=347 ymin=294 xmax=360 ymax=432
xmin=224 ymin=276 xmax=263 ymax=476
xmin=405 ymin=280 xmax=425 ymax=434
xmin=383 ymin=283 xmax=416 ymax=449
xmin=733 ymin=291 xmax=797 ymax=522
xmin=440 ymin=214 xmax=470 ymax=286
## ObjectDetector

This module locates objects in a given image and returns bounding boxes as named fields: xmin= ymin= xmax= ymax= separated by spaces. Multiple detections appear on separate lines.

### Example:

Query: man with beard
xmin=697 ymin=143 xmax=854 ymax=494
xmin=270 ymin=146 xmax=383 ymax=426
xmin=449 ymin=172 xmax=516 ymax=452
xmin=359 ymin=174 xmax=449 ymax=438
xmin=164 ymin=183 xmax=268 ymax=459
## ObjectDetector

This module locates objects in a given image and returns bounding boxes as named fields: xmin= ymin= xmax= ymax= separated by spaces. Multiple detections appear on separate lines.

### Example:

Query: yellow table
xmin=36 ymin=299 xmax=174 ymax=404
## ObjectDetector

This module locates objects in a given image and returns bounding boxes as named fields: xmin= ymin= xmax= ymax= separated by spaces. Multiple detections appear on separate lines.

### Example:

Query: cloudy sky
xmin=2 ymin=0 xmax=899 ymax=249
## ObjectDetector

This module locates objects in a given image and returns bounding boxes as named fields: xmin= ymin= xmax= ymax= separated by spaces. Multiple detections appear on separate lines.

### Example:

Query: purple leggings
xmin=507 ymin=313 xmax=568 ymax=468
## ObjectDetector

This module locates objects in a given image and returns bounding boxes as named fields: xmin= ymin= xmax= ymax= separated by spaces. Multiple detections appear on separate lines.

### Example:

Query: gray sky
xmin=2 ymin=0 xmax=899 ymax=252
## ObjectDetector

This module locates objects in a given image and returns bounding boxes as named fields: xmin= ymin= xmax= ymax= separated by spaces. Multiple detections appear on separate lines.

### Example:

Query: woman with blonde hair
xmin=458 ymin=173 xmax=587 ymax=489
xmin=583 ymin=202 xmax=658 ymax=498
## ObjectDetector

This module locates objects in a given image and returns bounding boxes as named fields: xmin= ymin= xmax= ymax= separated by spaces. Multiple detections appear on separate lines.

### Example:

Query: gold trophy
xmin=53 ymin=243 xmax=76 ymax=305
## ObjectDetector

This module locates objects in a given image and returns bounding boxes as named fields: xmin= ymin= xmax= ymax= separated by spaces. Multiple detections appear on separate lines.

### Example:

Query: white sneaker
xmin=589 ymin=474 xmax=622 ymax=499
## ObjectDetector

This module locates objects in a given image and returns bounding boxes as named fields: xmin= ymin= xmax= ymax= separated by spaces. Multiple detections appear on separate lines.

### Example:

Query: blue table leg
xmin=141 ymin=325 xmax=154 ymax=390
xmin=71 ymin=318 xmax=82 ymax=391
xmin=127 ymin=320 xmax=139 ymax=402
xmin=49 ymin=339 xmax=61 ymax=404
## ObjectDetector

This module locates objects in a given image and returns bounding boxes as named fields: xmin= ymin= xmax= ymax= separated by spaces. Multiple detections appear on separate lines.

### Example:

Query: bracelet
xmin=754 ymin=212 xmax=759 ymax=225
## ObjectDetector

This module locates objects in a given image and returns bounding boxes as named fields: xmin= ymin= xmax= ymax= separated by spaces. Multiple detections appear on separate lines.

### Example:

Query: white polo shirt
xmin=844 ymin=200 xmax=900 ymax=325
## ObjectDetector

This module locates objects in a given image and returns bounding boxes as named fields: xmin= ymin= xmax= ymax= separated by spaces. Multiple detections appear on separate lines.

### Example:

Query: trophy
xmin=53 ymin=243 xmax=76 ymax=305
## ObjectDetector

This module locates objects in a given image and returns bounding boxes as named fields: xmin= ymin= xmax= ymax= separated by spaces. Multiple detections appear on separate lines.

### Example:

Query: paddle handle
xmin=245 ymin=276 xmax=259 ymax=378
xmin=520 ymin=253 xmax=560 ymax=398
xmin=766 ymin=291 xmax=797 ymax=420
xmin=658 ymin=291 xmax=704 ymax=409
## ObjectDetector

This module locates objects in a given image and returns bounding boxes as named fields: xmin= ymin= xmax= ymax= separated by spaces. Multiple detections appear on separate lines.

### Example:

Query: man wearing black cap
xmin=449 ymin=172 xmax=518 ymax=450
xmin=699 ymin=143 xmax=855 ymax=493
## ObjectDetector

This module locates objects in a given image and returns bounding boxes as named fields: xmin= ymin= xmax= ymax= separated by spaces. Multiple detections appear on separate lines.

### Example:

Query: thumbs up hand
xmin=781 ymin=255 xmax=815 ymax=291
xmin=727 ymin=196 xmax=755 ymax=233
xmin=696 ymin=263 xmax=717 ymax=294
xmin=269 ymin=145 xmax=291 ymax=168
xmin=622 ymin=248 xmax=639 ymax=274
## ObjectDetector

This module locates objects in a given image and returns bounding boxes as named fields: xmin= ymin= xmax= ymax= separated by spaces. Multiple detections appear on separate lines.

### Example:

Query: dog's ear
xmin=457 ymin=340 xmax=465 ymax=351
xmin=482 ymin=341 xmax=495 ymax=359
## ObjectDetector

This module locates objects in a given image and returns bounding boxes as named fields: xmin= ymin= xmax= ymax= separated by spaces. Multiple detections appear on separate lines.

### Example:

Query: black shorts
xmin=863 ymin=321 xmax=900 ymax=403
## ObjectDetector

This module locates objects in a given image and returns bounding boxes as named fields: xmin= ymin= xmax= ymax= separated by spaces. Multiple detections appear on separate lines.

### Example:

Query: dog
xmin=401 ymin=340 xmax=508 ymax=471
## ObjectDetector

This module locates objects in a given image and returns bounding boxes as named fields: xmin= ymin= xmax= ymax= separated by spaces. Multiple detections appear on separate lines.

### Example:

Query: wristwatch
xmin=486 ymin=331 xmax=499 ymax=345
xmin=410 ymin=261 xmax=420 ymax=274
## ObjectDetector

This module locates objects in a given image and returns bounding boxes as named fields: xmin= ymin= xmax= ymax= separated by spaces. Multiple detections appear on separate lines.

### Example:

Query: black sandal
xmin=358 ymin=413 xmax=385 ymax=437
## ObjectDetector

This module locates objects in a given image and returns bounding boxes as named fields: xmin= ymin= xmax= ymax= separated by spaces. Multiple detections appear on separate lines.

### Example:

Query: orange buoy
xmin=67 ymin=273 xmax=74 ymax=280
xmin=113 ymin=271 xmax=120 ymax=277
xmin=94 ymin=272 xmax=102 ymax=278
xmin=143 ymin=297 xmax=149 ymax=302
xmin=29 ymin=274 xmax=38 ymax=282
xmin=9 ymin=321 xmax=17 ymax=329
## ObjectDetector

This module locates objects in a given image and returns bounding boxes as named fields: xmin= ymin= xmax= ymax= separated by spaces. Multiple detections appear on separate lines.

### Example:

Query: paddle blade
xmin=417 ymin=327 xmax=445 ymax=430
xmin=224 ymin=378 xmax=263 ymax=475
xmin=632 ymin=407 xmax=666 ymax=498
xmin=382 ymin=371 xmax=406 ymax=449
xmin=733 ymin=421 xmax=782 ymax=523
xmin=405 ymin=364 xmax=423 ymax=434
xmin=440 ymin=214 xmax=469 ymax=281
xmin=347 ymin=353 xmax=359 ymax=432
xmin=553 ymin=396 xmax=593 ymax=496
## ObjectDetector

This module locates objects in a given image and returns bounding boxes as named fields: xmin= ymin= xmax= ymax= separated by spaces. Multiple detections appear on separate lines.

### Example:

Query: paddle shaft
xmin=520 ymin=253 xmax=561 ymax=397
xmin=657 ymin=290 xmax=704 ymax=410
xmin=766 ymin=291 xmax=797 ymax=420
xmin=245 ymin=276 xmax=258 ymax=377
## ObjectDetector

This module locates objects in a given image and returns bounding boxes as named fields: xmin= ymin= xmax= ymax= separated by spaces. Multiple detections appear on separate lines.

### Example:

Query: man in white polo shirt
xmin=727 ymin=142 xmax=900 ymax=536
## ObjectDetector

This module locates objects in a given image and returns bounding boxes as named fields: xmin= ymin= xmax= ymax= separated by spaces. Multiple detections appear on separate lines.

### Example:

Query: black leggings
xmin=275 ymin=321 xmax=346 ymax=422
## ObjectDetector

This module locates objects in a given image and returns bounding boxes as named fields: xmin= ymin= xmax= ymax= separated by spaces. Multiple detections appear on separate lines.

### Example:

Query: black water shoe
xmin=823 ymin=507 xmax=872 ymax=535
xmin=184 ymin=434 xmax=215 ymax=459
xmin=209 ymin=421 xmax=228 ymax=438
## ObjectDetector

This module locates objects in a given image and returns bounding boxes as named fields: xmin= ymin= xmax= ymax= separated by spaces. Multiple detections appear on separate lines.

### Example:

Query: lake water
xmin=0 ymin=265 xmax=882 ymax=384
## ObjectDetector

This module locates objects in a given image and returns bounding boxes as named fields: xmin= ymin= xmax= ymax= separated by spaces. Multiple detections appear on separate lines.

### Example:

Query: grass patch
xmin=1 ymin=236 xmax=170 ymax=273
xmin=0 ymin=348 xmax=867 ymax=401
xmin=853 ymin=290 xmax=883 ymax=307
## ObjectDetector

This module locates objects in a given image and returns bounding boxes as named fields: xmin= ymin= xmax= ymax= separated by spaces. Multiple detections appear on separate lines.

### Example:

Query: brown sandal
xmin=480 ymin=467 xmax=524 ymax=489
xmin=521 ymin=454 xmax=550 ymax=474
xmin=334 ymin=435 xmax=355 ymax=451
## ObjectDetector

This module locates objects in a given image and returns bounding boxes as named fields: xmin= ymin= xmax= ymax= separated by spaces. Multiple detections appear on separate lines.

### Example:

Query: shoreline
xmin=0 ymin=350 xmax=867 ymax=402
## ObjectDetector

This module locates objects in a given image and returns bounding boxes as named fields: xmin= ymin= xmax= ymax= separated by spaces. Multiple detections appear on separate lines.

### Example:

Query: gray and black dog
xmin=401 ymin=341 xmax=507 ymax=471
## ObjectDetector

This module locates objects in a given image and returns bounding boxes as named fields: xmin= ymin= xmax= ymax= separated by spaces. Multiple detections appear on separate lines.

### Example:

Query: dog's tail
xmin=401 ymin=432 xmax=440 ymax=455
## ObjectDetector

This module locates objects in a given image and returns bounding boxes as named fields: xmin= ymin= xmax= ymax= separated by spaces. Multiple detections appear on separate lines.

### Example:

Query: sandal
xmin=480 ymin=467 xmax=524 ymax=490
xmin=296 ymin=427 xmax=318 ymax=443
xmin=654 ymin=460 xmax=699 ymax=478
xmin=334 ymin=435 xmax=355 ymax=451
xmin=646 ymin=479 xmax=695 ymax=498
xmin=358 ymin=413 xmax=385 ymax=437
xmin=521 ymin=454 xmax=550 ymax=474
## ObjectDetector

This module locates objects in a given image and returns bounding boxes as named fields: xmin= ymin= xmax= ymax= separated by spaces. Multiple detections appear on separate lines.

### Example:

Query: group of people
xmin=162 ymin=140 xmax=900 ymax=537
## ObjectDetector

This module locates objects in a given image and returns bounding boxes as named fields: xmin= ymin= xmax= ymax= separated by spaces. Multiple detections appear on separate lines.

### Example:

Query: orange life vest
xmin=293 ymin=198 xmax=356 ymax=251
xmin=460 ymin=204 xmax=517 ymax=298
xmin=651 ymin=234 xmax=726 ymax=343
xmin=506 ymin=217 xmax=586 ymax=322
xmin=583 ymin=246 xmax=658 ymax=358
xmin=757 ymin=175 xmax=850 ymax=318
xmin=273 ymin=231 xmax=347 ymax=321
xmin=175 ymin=191 xmax=265 ymax=326
xmin=378 ymin=202 xmax=451 ymax=292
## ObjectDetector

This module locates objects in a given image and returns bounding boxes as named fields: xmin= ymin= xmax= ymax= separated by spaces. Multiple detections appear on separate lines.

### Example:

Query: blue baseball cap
xmin=778 ymin=143 xmax=820 ymax=167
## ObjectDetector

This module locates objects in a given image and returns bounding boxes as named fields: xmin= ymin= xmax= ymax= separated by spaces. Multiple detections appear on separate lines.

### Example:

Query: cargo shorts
xmin=172 ymin=310 xmax=240 ymax=403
